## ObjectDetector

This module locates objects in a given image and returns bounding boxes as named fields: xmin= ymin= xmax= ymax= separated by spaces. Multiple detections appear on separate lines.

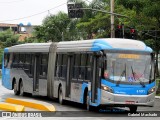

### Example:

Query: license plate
xmin=125 ymin=101 xmax=135 ymax=104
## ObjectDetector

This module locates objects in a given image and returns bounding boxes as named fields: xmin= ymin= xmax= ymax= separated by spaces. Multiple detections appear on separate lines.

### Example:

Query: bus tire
xmin=19 ymin=81 xmax=24 ymax=96
xmin=58 ymin=86 xmax=63 ymax=105
xmin=13 ymin=81 xmax=20 ymax=95
xmin=129 ymin=106 xmax=137 ymax=113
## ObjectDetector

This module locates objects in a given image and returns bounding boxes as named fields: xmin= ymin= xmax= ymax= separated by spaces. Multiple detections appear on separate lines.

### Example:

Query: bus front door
xmin=33 ymin=55 xmax=40 ymax=92
xmin=91 ymin=56 xmax=100 ymax=103
xmin=66 ymin=55 xmax=73 ymax=97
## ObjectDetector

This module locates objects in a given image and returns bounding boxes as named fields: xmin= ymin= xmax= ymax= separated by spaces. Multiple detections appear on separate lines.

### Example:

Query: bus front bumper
xmin=101 ymin=90 xmax=155 ymax=107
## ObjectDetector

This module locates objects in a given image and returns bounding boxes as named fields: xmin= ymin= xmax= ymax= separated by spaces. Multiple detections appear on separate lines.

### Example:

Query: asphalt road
xmin=0 ymin=80 xmax=160 ymax=120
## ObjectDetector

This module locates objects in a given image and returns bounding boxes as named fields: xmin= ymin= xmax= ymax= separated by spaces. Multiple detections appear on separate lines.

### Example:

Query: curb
xmin=155 ymin=96 xmax=160 ymax=99
xmin=0 ymin=103 xmax=25 ymax=111
xmin=5 ymin=98 xmax=55 ymax=111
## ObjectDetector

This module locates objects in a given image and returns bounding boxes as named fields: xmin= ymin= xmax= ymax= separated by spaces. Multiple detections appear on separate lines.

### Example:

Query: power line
xmin=0 ymin=2 xmax=67 ymax=22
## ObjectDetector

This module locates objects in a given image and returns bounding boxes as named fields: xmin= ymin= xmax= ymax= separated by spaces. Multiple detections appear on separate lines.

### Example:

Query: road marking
xmin=0 ymin=103 xmax=24 ymax=111
xmin=5 ymin=98 xmax=55 ymax=111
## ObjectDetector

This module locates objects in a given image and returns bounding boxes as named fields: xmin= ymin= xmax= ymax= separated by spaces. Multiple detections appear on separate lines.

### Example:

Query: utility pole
xmin=62 ymin=32 xmax=64 ymax=41
xmin=110 ymin=0 xmax=115 ymax=38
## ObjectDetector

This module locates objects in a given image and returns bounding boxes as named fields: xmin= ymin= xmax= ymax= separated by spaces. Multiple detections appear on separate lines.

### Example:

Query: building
xmin=0 ymin=23 xmax=35 ymax=41
xmin=0 ymin=23 xmax=18 ymax=33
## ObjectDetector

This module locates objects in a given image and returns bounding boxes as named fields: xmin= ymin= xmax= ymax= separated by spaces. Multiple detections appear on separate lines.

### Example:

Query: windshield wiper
xmin=116 ymin=63 xmax=126 ymax=86
xmin=116 ymin=70 xmax=126 ymax=86
xmin=131 ymin=66 xmax=145 ymax=87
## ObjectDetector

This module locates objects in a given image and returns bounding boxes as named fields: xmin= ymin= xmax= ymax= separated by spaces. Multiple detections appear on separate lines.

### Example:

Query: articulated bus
xmin=2 ymin=38 xmax=156 ymax=112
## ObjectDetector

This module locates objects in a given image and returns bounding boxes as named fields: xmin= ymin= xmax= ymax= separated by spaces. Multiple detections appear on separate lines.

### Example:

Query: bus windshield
xmin=105 ymin=53 xmax=154 ymax=84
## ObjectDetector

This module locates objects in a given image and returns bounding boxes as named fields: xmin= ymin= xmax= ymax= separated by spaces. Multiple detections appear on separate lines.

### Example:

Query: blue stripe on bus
xmin=101 ymin=79 xmax=155 ymax=95
xmin=90 ymin=88 xmax=101 ymax=107
xmin=4 ymin=48 xmax=9 ymax=53
xmin=145 ymin=47 xmax=153 ymax=52
xmin=2 ymin=68 xmax=12 ymax=90
xmin=91 ymin=39 xmax=112 ymax=51
xmin=90 ymin=39 xmax=153 ymax=52
xmin=80 ymin=82 xmax=101 ymax=106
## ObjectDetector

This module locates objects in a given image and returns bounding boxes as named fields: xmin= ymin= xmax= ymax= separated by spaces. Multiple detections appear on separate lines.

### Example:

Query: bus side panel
xmin=10 ymin=69 xmax=33 ymax=93
xmin=70 ymin=82 xmax=82 ymax=102
xmin=39 ymin=79 xmax=47 ymax=95
xmin=53 ymin=79 xmax=59 ymax=98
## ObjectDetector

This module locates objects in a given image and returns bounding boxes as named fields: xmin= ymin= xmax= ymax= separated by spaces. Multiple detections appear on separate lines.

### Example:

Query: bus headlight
xmin=148 ymin=87 xmax=155 ymax=94
xmin=101 ymin=85 xmax=113 ymax=93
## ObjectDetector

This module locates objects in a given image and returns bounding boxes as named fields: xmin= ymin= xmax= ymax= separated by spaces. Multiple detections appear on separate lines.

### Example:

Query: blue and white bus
xmin=2 ymin=38 xmax=155 ymax=112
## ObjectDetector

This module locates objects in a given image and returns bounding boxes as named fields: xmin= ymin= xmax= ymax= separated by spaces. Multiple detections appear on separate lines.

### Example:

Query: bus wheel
xmin=20 ymin=81 xmax=24 ymax=96
xmin=58 ymin=87 xmax=63 ymax=105
xmin=13 ymin=81 xmax=19 ymax=95
xmin=129 ymin=106 xmax=137 ymax=113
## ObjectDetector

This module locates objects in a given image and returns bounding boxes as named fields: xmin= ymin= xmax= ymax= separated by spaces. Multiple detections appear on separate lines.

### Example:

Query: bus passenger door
xmin=91 ymin=55 xmax=100 ymax=103
xmin=33 ymin=54 xmax=40 ymax=92
xmin=66 ymin=55 xmax=73 ymax=97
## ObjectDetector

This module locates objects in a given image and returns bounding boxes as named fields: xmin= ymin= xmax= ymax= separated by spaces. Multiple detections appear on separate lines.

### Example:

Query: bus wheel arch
xmin=12 ymin=78 xmax=16 ymax=90
xmin=58 ymin=84 xmax=63 ymax=105
xmin=83 ymin=87 xmax=88 ymax=105
xmin=84 ymin=87 xmax=93 ymax=111
xmin=13 ymin=78 xmax=20 ymax=95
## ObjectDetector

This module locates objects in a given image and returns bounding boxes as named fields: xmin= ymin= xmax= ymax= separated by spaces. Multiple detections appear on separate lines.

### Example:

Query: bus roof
xmin=57 ymin=38 xmax=152 ymax=52
xmin=4 ymin=43 xmax=52 ymax=53
xmin=4 ymin=38 xmax=152 ymax=53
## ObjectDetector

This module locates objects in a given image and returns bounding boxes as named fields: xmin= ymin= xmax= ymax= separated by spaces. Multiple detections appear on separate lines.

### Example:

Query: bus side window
xmin=86 ymin=54 xmax=92 ymax=81
xmin=39 ymin=54 xmax=48 ymax=78
xmin=4 ymin=53 xmax=10 ymax=68
xmin=80 ymin=54 xmax=87 ymax=80
xmin=54 ymin=54 xmax=58 ymax=77
xmin=12 ymin=53 xmax=19 ymax=68
xmin=57 ymin=54 xmax=62 ymax=77
xmin=19 ymin=54 xmax=25 ymax=69
xmin=30 ymin=54 xmax=34 ymax=76
xmin=73 ymin=54 xmax=80 ymax=80
xmin=62 ymin=54 xmax=67 ymax=78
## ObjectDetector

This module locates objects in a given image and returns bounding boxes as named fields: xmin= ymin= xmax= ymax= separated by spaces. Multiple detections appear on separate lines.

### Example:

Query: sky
xmin=0 ymin=0 xmax=91 ymax=25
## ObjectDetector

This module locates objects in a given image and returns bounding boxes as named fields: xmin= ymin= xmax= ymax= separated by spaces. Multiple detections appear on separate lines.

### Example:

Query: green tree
xmin=0 ymin=29 xmax=19 ymax=67
xmin=117 ymin=0 xmax=160 ymax=92
xmin=0 ymin=29 xmax=19 ymax=48
xmin=34 ymin=12 xmax=73 ymax=42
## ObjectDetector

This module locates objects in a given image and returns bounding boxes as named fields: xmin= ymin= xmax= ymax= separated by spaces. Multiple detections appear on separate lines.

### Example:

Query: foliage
xmin=27 ymin=0 xmax=160 ymax=77
xmin=0 ymin=49 xmax=3 ymax=66
xmin=0 ymin=29 xmax=19 ymax=66
xmin=34 ymin=12 xmax=81 ymax=42
xmin=0 ymin=29 xmax=19 ymax=48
